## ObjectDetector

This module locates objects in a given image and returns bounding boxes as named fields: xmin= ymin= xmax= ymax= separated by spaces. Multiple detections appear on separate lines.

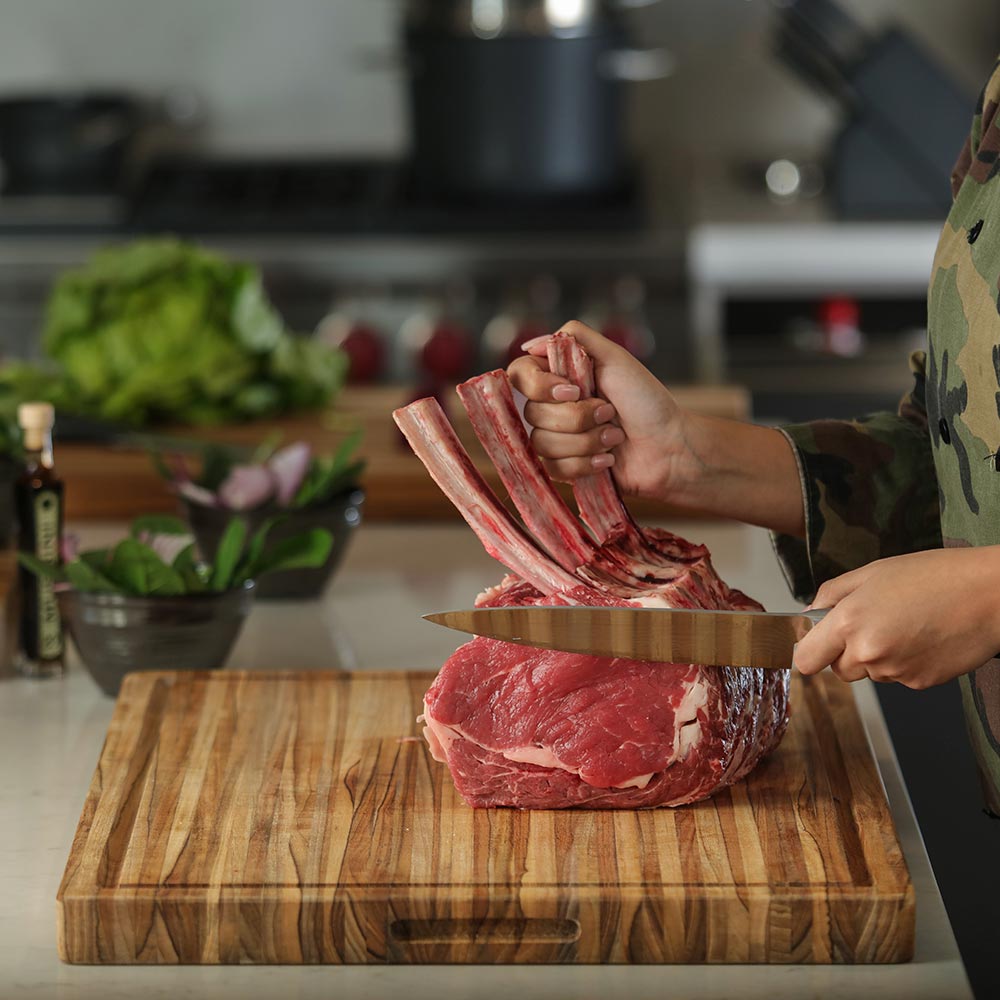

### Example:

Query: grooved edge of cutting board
xmin=57 ymin=670 xmax=914 ymax=965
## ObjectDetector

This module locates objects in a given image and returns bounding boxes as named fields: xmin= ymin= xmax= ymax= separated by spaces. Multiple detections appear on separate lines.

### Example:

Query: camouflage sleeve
xmin=950 ymin=56 xmax=1000 ymax=196
xmin=770 ymin=351 xmax=942 ymax=603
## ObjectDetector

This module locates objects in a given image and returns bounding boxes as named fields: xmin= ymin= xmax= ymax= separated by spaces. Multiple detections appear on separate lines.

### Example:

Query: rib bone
xmin=546 ymin=331 xmax=640 ymax=546
xmin=393 ymin=398 xmax=579 ymax=595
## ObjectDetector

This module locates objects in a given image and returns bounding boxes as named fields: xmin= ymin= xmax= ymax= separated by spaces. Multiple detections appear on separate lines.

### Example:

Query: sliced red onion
xmin=267 ymin=442 xmax=312 ymax=507
xmin=60 ymin=533 xmax=80 ymax=564
xmin=140 ymin=531 xmax=195 ymax=566
xmin=218 ymin=465 xmax=276 ymax=511
xmin=178 ymin=481 xmax=221 ymax=508
xmin=167 ymin=453 xmax=194 ymax=484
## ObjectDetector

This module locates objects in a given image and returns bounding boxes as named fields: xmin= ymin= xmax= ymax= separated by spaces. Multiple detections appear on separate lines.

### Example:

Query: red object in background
xmin=339 ymin=322 xmax=386 ymax=384
xmin=818 ymin=296 xmax=860 ymax=330
xmin=602 ymin=318 xmax=633 ymax=351
xmin=601 ymin=318 xmax=653 ymax=359
xmin=817 ymin=296 xmax=863 ymax=356
xmin=421 ymin=320 xmax=474 ymax=381
xmin=505 ymin=320 xmax=550 ymax=365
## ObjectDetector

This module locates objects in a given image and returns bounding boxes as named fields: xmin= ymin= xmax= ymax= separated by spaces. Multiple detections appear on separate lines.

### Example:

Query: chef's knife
xmin=423 ymin=606 xmax=829 ymax=670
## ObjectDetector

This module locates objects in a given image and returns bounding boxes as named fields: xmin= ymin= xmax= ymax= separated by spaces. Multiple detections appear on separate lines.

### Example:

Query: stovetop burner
xmin=0 ymin=157 xmax=645 ymax=236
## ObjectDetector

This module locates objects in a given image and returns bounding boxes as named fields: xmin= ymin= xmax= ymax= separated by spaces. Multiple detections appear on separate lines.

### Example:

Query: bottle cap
xmin=17 ymin=402 xmax=55 ymax=431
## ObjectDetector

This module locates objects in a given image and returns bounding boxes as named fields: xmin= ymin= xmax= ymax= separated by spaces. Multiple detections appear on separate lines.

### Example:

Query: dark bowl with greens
xmin=21 ymin=514 xmax=333 ymax=695
xmin=185 ymin=490 xmax=363 ymax=600
xmin=58 ymin=584 xmax=255 ymax=696
xmin=162 ymin=433 xmax=365 ymax=600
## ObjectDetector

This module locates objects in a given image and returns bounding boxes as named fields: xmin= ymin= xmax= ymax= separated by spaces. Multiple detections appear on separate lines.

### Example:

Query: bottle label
xmin=34 ymin=490 xmax=62 ymax=659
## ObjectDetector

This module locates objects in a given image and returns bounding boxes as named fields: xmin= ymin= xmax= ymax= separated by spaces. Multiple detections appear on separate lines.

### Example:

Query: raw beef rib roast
xmin=394 ymin=333 xmax=790 ymax=809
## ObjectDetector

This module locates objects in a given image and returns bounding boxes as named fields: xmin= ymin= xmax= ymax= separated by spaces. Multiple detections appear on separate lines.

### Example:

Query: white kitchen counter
xmin=0 ymin=521 xmax=972 ymax=999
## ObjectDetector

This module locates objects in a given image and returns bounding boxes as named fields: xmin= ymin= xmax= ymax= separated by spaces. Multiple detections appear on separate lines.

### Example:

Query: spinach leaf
xmin=106 ymin=539 xmax=186 ymax=596
xmin=172 ymin=543 xmax=210 ymax=593
xmin=247 ymin=529 xmax=332 ymax=577
xmin=79 ymin=548 xmax=111 ymax=571
xmin=130 ymin=515 xmax=190 ymax=538
xmin=17 ymin=553 xmax=67 ymax=584
xmin=233 ymin=516 xmax=282 ymax=584
xmin=211 ymin=518 xmax=248 ymax=592
xmin=292 ymin=428 xmax=364 ymax=508
xmin=65 ymin=560 xmax=117 ymax=593
xmin=19 ymin=513 xmax=333 ymax=599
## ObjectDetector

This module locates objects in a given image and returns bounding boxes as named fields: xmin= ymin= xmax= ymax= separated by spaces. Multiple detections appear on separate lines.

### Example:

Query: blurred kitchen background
xmin=2 ymin=2 xmax=999 ymax=989
xmin=0 ymin=0 xmax=994 ymax=421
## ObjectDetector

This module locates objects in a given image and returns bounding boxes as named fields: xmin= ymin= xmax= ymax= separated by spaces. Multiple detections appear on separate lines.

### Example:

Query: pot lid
xmin=405 ymin=0 xmax=652 ymax=39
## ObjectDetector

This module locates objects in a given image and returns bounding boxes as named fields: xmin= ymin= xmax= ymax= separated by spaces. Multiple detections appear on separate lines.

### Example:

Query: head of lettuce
xmin=0 ymin=239 xmax=347 ymax=427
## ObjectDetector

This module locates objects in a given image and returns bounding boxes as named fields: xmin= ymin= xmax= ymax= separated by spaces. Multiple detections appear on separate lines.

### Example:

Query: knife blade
xmin=423 ymin=606 xmax=829 ymax=670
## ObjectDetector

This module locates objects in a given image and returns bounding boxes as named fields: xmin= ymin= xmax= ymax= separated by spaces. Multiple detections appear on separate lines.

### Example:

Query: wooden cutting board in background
xmin=58 ymin=669 xmax=914 ymax=965
xmin=56 ymin=384 xmax=750 ymax=522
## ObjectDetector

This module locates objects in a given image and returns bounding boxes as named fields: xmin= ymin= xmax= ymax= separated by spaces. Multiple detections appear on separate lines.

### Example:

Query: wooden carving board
xmin=58 ymin=669 xmax=914 ymax=965
xmin=56 ymin=384 xmax=751 ymax=522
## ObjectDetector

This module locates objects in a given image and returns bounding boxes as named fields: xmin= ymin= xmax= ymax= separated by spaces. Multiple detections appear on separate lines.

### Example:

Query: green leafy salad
xmin=1 ymin=239 xmax=346 ymax=427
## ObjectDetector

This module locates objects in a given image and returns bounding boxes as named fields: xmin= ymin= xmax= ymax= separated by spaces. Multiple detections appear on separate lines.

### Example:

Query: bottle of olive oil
xmin=15 ymin=402 xmax=64 ymax=678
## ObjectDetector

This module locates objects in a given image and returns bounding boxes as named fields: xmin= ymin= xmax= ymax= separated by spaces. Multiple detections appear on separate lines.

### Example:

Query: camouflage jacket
xmin=773 ymin=58 xmax=1000 ymax=814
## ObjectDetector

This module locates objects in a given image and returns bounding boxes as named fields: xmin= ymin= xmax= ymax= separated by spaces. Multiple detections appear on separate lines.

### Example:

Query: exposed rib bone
xmin=548 ymin=330 xmax=708 ymax=585
xmin=458 ymin=370 xmax=679 ymax=591
xmin=393 ymin=399 xmax=579 ymax=595
xmin=545 ymin=331 xmax=679 ymax=578
xmin=546 ymin=331 xmax=639 ymax=546
xmin=456 ymin=370 xmax=599 ymax=574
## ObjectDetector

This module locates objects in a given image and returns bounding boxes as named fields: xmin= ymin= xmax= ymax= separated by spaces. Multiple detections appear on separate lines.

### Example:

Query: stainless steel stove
xmin=0 ymin=158 xmax=687 ymax=385
xmin=0 ymin=157 xmax=644 ymax=236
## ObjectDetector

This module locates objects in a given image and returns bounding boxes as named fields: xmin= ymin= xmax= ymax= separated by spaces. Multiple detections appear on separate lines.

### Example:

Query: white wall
xmin=0 ymin=0 xmax=407 ymax=154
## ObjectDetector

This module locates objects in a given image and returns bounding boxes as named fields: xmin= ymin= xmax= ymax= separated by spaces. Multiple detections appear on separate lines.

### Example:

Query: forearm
xmin=670 ymin=414 xmax=806 ymax=537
